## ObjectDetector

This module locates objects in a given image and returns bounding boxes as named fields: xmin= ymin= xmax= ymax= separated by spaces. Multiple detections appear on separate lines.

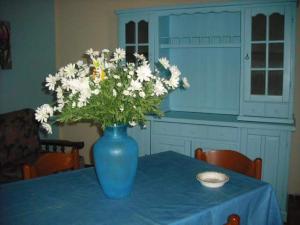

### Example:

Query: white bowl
xmin=196 ymin=171 xmax=229 ymax=188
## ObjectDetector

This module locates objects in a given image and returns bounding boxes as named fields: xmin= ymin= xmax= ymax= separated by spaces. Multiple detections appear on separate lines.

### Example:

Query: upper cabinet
xmin=157 ymin=11 xmax=241 ymax=115
xmin=240 ymin=5 xmax=296 ymax=123
xmin=117 ymin=1 xmax=297 ymax=124
xmin=118 ymin=13 xmax=154 ymax=67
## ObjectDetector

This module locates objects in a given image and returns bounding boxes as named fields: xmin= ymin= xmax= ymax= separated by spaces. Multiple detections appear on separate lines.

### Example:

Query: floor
xmin=286 ymin=195 xmax=300 ymax=225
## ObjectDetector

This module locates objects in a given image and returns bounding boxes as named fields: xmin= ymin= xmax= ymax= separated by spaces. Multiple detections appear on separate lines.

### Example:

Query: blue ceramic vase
xmin=93 ymin=125 xmax=138 ymax=199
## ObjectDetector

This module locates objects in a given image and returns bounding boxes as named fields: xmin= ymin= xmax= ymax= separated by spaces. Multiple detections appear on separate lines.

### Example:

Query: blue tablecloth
xmin=0 ymin=151 xmax=282 ymax=225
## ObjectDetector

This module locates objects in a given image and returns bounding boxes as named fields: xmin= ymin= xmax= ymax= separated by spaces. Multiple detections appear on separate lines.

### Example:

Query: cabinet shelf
xmin=160 ymin=43 xmax=240 ymax=48
xmin=159 ymin=35 xmax=240 ymax=49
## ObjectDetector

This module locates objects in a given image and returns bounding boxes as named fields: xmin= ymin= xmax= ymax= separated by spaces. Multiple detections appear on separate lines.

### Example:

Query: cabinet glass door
xmin=125 ymin=20 xmax=149 ymax=63
xmin=250 ymin=11 xmax=285 ymax=98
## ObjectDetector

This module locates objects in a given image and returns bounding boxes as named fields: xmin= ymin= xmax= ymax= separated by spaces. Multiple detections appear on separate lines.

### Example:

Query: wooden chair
xmin=195 ymin=148 xmax=262 ymax=179
xmin=0 ymin=108 xmax=84 ymax=183
xmin=226 ymin=214 xmax=240 ymax=225
xmin=22 ymin=149 xmax=80 ymax=179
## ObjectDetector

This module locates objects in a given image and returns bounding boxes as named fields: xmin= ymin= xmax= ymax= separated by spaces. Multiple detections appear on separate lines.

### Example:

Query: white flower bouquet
xmin=35 ymin=48 xmax=189 ymax=134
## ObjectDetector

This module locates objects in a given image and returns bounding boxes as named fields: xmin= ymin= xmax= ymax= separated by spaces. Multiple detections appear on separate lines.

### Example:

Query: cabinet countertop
xmin=146 ymin=111 xmax=295 ymax=131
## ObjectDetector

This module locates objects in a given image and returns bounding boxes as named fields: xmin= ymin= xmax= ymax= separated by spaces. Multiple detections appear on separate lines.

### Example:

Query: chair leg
xmin=72 ymin=149 xmax=80 ymax=169
xmin=227 ymin=214 xmax=240 ymax=225
xmin=23 ymin=164 xmax=37 ymax=179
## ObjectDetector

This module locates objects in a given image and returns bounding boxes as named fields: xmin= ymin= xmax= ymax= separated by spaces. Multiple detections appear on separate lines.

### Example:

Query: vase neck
xmin=104 ymin=125 xmax=128 ymax=138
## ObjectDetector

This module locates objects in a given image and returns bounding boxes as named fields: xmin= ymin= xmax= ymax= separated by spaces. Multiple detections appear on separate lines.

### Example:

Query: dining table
xmin=0 ymin=151 xmax=282 ymax=225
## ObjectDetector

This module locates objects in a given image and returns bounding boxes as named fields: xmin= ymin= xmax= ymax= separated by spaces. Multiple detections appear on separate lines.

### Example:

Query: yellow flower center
xmin=92 ymin=68 xmax=106 ymax=81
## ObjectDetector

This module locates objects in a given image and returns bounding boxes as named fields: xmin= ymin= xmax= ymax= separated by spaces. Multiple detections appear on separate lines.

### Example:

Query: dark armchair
xmin=0 ymin=108 xmax=84 ymax=183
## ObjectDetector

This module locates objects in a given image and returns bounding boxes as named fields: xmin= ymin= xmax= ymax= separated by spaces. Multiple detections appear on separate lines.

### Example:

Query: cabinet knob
xmin=244 ymin=54 xmax=249 ymax=60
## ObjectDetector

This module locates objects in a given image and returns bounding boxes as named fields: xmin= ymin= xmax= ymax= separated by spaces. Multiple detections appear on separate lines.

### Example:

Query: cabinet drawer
xmin=151 ymin=135 xmax=191 ymax=156
xmin=152 ymin=121 xmax=206 ymax=137
xmin=207 ymin=126 xmax=238 ymax=142
xmin=152 ymin=121 xmax=239 ymax=142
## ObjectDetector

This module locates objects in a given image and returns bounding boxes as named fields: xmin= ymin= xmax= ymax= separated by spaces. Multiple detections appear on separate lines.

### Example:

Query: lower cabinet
xmin=241 ymin=128 xmax=291 ymax=219
xmin=129 ymin=118 xmax=293 ymax=219
xmin=150 ymin=120 xmax=240 ymax=156
xmin=127 ymin=121 xmax=151 ymax=156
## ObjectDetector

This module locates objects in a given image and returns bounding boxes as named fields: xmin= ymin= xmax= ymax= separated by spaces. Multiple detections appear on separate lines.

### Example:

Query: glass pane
xmin=268 ymin=70 xmax=283 ymax=96
xmin=251 ymin=44 xmax=266 ymax=68
xmin=269 ymin=43 xmax=284 ymax=68
xmin=252 ymin=14 xmax=266 ymax=41
xmin=126 ymin=46 xmax=135 ymax=63
xmin=138 ymin=20 xmax=148 ymax=44
xmin=138 ymin=46 xmax=148 ymax=60
xmin=269 ymin=13 xmax=284 ymax=40
xmin=251 ymin=70 xmax=266 ymax=95
xmin=126 ymin=21 xmax=135 ymax=44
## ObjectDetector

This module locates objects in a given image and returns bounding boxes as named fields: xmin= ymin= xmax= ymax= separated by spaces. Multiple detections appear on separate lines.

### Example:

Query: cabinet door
xmin=151 ymin=135 xmax=191 ymax=156
xmin=244 ymin=6 xmax=292 ymax=102
xmin=127 ymin=121 xmax=151 ymax=156
xmin=118 ymin=14 xmax=153 ymax=65
xmin=241 ymin=5 xmax=295 ymax=121
xmin=242 ymin=128 xmax=291 ymax=216
xmin=244 ymin=129 xmax=280 ymax=183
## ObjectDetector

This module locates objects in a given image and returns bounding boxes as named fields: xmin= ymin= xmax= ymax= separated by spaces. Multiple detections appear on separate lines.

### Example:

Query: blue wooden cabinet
xmin=118 ymin=0 xmax=296 ymax=220
xmin=239 ymin=4 xmax=296 ymax=123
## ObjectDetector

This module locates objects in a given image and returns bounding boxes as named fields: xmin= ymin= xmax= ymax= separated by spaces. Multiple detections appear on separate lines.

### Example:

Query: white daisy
xmin=56 ymin=87 xmax=63 ymax=99
xmin=123 ymin=90 xmax=130 ymax=96
xmin=169 ymin=65 xmax=181 ymax=78
xmin=45 ymin=74 xmax=57 ymax=91
xmin=154 ymin=80 xmax=167 ymax=96
xmin=92 ymin=89 xmax=100 ymax=95
xmin=42 ymin=123 xmax=52 ymax=134
xmin=129 ymin=79 xmax=142 ymax=91
xmin=113 ymin=89 xmax=117 ymax=97
xmin=129 ymin=121 xmax=137 ymax=127
xmin=159 ymin=57 xmax=170 ymax=69
xmin=182 ymin=77 xmax=190 ymax=88
xmin=139 ymin=91 xmax=146 ymax=98
xmin=112 ymin=48 xmax=125 ymax=61
xmin=86 ymin=48 xmax=94 ymax=56
xmin=136 ymin=64 xmax=152 ymax=82
xmin=64 ymin=64 xmax=77 ymax=78
xmin=76 ymin=60 xmax=83 ymax=66
xmin=168 ymin=76 xmax=180 ymax=89
xmin=35 ymin=104 xmax=53 ymax=123
xmin=134 ymin=52 xmax=146 ymax=61
xmin=102 ymin=49 xmax=110 ymax=53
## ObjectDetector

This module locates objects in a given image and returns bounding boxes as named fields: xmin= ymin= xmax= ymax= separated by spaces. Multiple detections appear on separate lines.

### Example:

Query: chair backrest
xmin=22 ymin=150 xmax=80 ymax=179
xmin=226 ymin=214 xmax=240 ymax=225
xmin=0 ymin=108 xmax=40 ymax=182
xmin=195 ymin=148 xmax=262 ymax=179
